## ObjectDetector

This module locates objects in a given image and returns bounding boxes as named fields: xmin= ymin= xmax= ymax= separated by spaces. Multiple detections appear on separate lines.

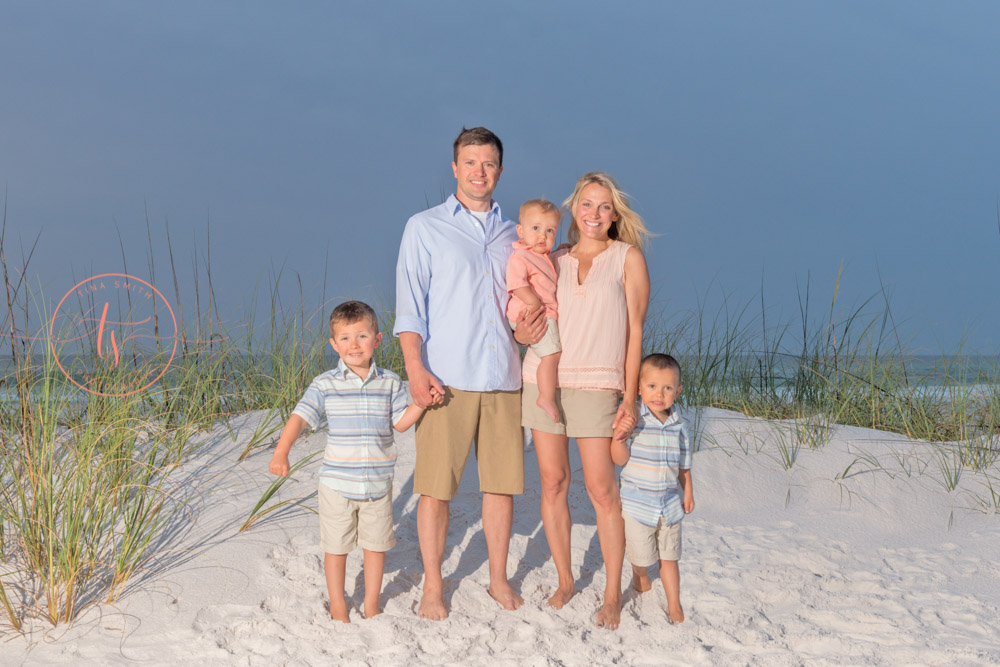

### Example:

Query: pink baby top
xmin=522 ymin=240 xmax=631 ymax=393
xmin=505 ymin=241 xmax=558 ymax=321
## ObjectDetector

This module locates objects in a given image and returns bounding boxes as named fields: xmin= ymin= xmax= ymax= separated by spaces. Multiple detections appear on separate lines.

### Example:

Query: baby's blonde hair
xmin=562 ymin=172 xmax=651 ymax=249
xmin=519 ymin=198 xmax=561 ymax=222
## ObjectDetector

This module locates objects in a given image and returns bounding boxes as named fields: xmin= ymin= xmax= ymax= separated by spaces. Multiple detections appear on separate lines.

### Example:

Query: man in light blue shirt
xmin=395 ymin=127 xmax=545 ymax=620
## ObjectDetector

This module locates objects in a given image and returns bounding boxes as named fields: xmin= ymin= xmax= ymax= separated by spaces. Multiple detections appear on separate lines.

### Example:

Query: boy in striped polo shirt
xmin=269 ymin=301 xmax=428 ymax=622
xmin=611 ymin=353 xmax=694 ymax=623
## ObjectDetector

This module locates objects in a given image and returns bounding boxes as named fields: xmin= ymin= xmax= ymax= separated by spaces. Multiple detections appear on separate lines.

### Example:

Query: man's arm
xmin=512 ymin=306 xmax=546 ymax=345
xmin=399 ymin=332 xmax=443 ymax=408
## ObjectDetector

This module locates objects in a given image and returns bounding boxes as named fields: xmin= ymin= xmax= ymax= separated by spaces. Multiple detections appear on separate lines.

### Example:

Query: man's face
xmin=452 ymin=143 xmax=502 ymax=211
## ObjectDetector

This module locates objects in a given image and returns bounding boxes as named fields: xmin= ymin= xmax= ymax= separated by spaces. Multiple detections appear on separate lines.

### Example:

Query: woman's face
xmin=573 ymin=183 xmax=618 ymax=241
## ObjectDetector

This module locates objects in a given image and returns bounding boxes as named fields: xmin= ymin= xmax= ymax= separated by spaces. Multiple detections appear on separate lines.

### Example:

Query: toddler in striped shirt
xmin=611 ymin=353 xmax=694 ymax=623
xmin=269 ymin=301 xmax=428 ymax=622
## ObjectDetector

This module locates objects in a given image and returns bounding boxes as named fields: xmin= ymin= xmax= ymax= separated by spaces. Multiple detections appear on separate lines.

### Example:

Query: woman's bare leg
xmin=577 ymin=436 xmax=625 ymax=630
xmin=533 ymin=429 xmax=576 ymax=608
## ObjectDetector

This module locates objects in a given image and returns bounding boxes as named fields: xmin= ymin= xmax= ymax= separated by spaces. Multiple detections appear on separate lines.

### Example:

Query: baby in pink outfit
xmin=506 ymin=199 xmax=562 ymax=422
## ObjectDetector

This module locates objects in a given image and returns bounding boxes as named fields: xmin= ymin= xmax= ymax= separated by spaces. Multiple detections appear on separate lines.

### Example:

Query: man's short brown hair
xmin=453 ymin=126 xmax=503 ymax=166
xmin=329 ymin=300 xmax=379 ymax=336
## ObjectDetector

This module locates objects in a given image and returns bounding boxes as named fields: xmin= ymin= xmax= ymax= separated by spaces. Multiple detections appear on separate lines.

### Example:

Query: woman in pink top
xmin=521 ymin=172 xmax=651 ymax=630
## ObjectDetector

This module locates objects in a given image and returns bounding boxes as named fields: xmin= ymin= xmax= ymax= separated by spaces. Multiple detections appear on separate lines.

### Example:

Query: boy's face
xmin=329 ymin=319 xmax=382 ymax=377
xmin=639 ymin=366 xmax=682 ymax=423
xmin=516 ymin=208 xmax=559 ymax=254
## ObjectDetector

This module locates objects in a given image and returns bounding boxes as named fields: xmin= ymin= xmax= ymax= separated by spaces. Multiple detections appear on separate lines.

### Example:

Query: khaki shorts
xmin=318 ymin=484 xmax=395 ymax=554
xmin=531 ymin=317 xmax=561 ymax=357
xmin=522 ymin=382 xmax=619 ymax=438
xmin=414 ymin=387 xmax=524 ymax=500
xmin=624 ymin=512 xmax=682 ymax=566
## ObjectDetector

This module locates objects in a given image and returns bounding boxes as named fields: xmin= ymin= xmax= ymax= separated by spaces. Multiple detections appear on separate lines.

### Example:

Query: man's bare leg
xmin=533 ymin=430 xmax=576 ymax=608
xmin=417 ymin=495 xmax=449 ymax=620
xmin=483 ymin=492 xmax=523 ymax=610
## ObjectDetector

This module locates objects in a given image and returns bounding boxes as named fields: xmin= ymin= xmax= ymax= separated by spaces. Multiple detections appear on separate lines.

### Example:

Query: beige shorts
xmin=624 ymin=512 xmax=682 ymax=566
xmin=318 ymin=484 xmax=395 ymax=554
xmin=414 ymin=387 xmax=524 ymax=500
xmin=521 ymin=383 xmax=619 ymax=438
xmin=531 ymin=317 xmax=561 ymax=357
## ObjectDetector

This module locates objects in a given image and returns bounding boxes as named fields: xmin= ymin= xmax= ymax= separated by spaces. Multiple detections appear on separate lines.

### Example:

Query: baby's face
xmin=517 ymin=208 xmax=559 ymax=254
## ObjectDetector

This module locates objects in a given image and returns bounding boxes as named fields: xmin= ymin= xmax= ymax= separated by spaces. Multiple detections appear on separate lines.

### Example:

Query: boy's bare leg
xmin=533 ymin=430 xmax=576 ymax=608
xmin=535 ymin=352 xmax=561 ymax=423
xmin=578 ymin=437 xmax=625 ymax=630
xmin=631 ymin=564 xmax=652 ymax=592
xmin=483 ymin=492 xmax=523 ymax=610
xmin=660 ymin=559 xmax=684 ymax=623
xmin=324 ymin=553 xmax=350 ymax=623
xmin=417 ymin=495 xmax=449 ymax=620
xmin=362 ymin=549 xmax=385 ymax=618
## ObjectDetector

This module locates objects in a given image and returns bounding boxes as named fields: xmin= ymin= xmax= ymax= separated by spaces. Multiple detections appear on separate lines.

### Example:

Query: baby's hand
xmin=269 ymin=455 xmax=290 ymax=477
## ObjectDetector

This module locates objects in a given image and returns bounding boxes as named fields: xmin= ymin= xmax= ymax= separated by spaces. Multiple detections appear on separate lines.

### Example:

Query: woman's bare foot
xmin=363 ymin=599 xmax=381 ymax=619
xmin=632 ymin=567 xmax=652 ymax=593
xmin=417 ymin=591 xmax=448 ymax=620
xmin=546 ymin=585 xmax=576 ymax=609
xmin=595 ymin=600 xmax=621 ymax=630
xmin=329 ymin=597 xmax=350 ymax=623
xmin=537 ymin=396 xmax=560 ymax=423
xmin=488 ymin=583 xmax=524 ymax=610
xmin=667 ymin=604 xmax=685 ymax=624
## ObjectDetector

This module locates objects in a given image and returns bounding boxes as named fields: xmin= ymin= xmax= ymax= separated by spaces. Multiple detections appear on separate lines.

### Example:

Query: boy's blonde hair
xmin=562 ymin=172 xmax=651 ymax=249
xmin=519 ymin=198 xmax=561 ymax=223
xmin=329 ymin=300 xmax=379 ymax=336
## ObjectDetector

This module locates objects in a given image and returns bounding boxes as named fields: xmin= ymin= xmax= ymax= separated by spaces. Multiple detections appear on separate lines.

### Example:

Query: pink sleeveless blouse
xmin=522 ymin=240 xmax=630 ymax=393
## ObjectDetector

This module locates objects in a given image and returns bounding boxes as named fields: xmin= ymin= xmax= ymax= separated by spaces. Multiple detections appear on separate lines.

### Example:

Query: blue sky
xmin=2 ymin=1 xmax=998 ymax=352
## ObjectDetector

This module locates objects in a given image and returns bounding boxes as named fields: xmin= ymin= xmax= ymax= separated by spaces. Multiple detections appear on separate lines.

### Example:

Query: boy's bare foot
xmin=537 ymin=396 xmax=560 ymax=423
xmin=546 ymin=585 xmax=576 ymax=609
xmin=595 ymin=599 xmax=621 ymax=630
xmin=632 ymin=568 xmax=652 ymax=593
xmin=329 ymin=598 xmax=350 ymax=623
xmin=667 ymin=604 xmax=685 ymax=624
xmin=488 ymin=583 xmax=524 ymax=611
xmin=417 ymin=591 xmax=448 ymax=620
xmin=363 ymin=600 xmax=381 ymax=619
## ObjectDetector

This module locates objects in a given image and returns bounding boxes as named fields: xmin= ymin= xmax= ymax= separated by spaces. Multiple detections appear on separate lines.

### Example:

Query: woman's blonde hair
xmin=562 ymin=172 xmax=651 ymax=249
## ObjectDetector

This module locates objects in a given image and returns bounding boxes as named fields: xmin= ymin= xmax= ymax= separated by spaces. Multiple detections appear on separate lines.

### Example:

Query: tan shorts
xmin=624 ymin=513 xmax=682 ymax=566
xmin=521 ymin=383 xmax=619 ymax=438
xmin=318 ymin=484 xmax=395 ymax=554
xmin=414 ymin=387 xmax=524 ymax=500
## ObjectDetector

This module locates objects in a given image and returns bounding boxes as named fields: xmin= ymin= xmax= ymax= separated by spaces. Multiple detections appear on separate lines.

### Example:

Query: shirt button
xmin=488 ymin=295 xmax=493 ymax=300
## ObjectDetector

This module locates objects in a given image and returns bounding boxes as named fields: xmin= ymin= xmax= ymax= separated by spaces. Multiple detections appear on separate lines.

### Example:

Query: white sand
xmin=6 ymin=406 xmax=1000 ymax=665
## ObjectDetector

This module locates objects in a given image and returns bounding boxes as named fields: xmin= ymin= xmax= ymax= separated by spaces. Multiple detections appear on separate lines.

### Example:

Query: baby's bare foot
xmin=417 ymin=591 xmax=448 ymax=620
xmin=329 ymin=598 xmax=350 ymax=623
xmin=547 ymin=585 xmax=576 ymax=609
xmin=537 ymin=396 xmax=560 ymax=423
xmin=595 ymin=600 xmax=621 ymax=630
xmin=488 ymin=583 xmax=524 ymax=611
xmin=667 ymin=604 xmax=685 ymax=624
xmin=632 ymin=569 xmax=652 ymax=593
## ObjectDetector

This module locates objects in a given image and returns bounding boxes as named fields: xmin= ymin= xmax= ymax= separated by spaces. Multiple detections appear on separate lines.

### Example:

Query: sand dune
xmin=7 ymin=407 xmax=1000 ymax=666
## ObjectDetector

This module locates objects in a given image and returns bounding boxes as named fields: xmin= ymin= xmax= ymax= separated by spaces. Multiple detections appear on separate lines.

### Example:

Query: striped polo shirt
xmin=292 ymin=359 xmax=409 ymax=500
xmin=619 ymin=403 xmax=692 ymax=527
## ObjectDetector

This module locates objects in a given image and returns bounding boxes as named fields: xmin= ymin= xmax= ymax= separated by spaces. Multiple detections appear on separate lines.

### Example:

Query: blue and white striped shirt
xmin=292 ymin=359 xmax=409 ymax=500
xmin=394 ymin=195 xmax=522 ymax=391
xmin=620 ymin=404 xmax=693 ymax=527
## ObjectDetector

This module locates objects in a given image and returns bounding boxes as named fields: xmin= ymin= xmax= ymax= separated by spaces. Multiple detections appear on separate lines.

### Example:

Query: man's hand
xmin=513 ymin=307 xmax=546 ymax=346
xmin=408 ymin=363 xmax=445 ymax=408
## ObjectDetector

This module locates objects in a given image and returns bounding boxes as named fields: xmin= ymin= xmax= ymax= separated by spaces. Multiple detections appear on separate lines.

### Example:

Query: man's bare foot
xmin=667 ymin=604 xmax=685 ymax=624
xmin=417 ymin=591 xmax=448 ymax=620
xmin=537 ymin=396 xmax=560 ymax=423
xmin=595 ymin=600 xmax=621 ymax=630
xmin=329 ymin=598 xmax=350 ymax=623
xmin=363 ymin=600 xmax=381 ymax=619
xmin=632 ymin=569 xmax=652 ymax=593
xmin=488 ymin=583 xmax=524 ymax=611
xmin=546 ymin=585 xmax=576 ymax=609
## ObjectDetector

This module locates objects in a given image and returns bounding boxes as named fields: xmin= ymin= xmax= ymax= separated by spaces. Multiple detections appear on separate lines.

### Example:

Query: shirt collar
xmin=447 ymin=194 xmax=502 ymax=220
xmin=639 ymin=401 xmax=680 ymax=428
xmin=334 ymin=357 xmax=381 ymax=382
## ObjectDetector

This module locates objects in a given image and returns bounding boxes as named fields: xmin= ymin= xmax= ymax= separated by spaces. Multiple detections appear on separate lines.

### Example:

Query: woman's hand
xmin=612 ymin=398 xmax=637 ymax=440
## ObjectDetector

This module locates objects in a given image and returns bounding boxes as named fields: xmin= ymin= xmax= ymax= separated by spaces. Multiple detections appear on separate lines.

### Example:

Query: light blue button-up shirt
xmin=394 ymin=195 xmax=521 ymax=391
